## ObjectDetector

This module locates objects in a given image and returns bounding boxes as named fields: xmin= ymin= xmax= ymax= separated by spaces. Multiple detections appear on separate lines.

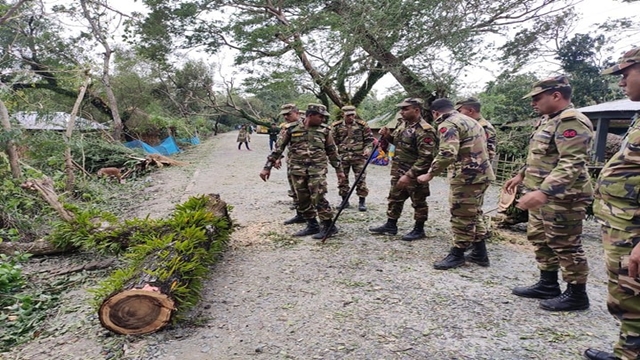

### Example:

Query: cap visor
xmin=454 ymin=104 xmax=462 ymax=111
xmin=601 ymin=64 xmax=625 ymax=75
xmin=521 ymin=89 xmax=542 ymax=100
xmin=344 ymin=111 xmax=356 ymax=115
xmin=396 ymin=101 xmax=411 ymax=107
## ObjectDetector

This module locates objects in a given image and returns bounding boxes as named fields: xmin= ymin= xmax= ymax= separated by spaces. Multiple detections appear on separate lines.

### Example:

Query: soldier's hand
xmin=337 ymin=172 xmax=347 ymax=184
xmin=629 ymin=245 xmax=640 ymax=279
xmin=515 ymin=190 xmax=547 ymax=211
xmin=379 ymin=127 xmax=390 ymax=137
xmin=259 ymin=169 xmax=271 ymax=182
xmin=274 ymin=159 xmax=282 ymax=170
xmin=504 ymin=174 xmax=524 ymax=194
xmin=396 ymin=174 xmax=411 ymax=189
xmin=363 ymin=150 xmax=370 ymax=158
xmin=417 ymin=173 xmax=432 ymax=184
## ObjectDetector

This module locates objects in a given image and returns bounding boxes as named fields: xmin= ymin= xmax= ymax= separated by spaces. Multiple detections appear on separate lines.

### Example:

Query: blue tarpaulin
xmin=178 ymin=136 xmax=200 ymax=145
xmin=124 ymin=136 xmax=182 ymax=155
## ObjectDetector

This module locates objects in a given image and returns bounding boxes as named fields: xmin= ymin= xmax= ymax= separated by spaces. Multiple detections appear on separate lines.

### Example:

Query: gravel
xmin=6 ymin=131 xmax=618 ymax=359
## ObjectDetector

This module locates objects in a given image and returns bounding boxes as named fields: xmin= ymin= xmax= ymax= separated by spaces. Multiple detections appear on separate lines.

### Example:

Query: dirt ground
xmin=4 ymin=131 xmax=620 ymax=360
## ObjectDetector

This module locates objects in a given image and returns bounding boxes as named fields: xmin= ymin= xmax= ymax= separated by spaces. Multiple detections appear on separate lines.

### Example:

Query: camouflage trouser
xmin=602 ymin=225 xmax=640 ymax=360
xmin=287 ymin=170 xmax=299 ymax=209
xmin=527 ymin=198 xmax=590 ymax=284
xmin=338 ymin=156 xmax=368 ymax=198
xmin=386 ymin=175 xmax=429 ymax=221
xmin=449 ymin=183 xmax=489 ymax=249
xmin=290 ymin=172 xmax=333 ymax=221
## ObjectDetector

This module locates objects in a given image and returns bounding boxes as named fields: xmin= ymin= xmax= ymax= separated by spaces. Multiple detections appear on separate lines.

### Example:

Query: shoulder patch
xmin=419 ymin=120 xmax=434 ymax=131
xmin=356 ymin=119 xmax=368 ymax=127
xmin=331 ymin=120 xmax=343 ymax=127
xmin=320 ymin=123 xmax=330 ymax=128
xmin=439 ymin=127 xmax=448 ymax=134
xmin=284 ymin=122 xmax=298 ymax=129
xmin=562 ymin=129 xmax=577 ymax=138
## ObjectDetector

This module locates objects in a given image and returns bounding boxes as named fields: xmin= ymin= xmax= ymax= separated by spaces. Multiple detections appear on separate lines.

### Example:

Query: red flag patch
xmin=563 ymin=129 xmax=577 ymax=138
xmin=424 ymin=137 xmax=433 ymax=144
xmin=439 ymin=127 xmax=447 ymax=134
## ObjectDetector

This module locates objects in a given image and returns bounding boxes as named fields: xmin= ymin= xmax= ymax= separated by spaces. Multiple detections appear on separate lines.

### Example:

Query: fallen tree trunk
xmin=20 ymin=177 xmax=75 ymax=222
xmin=0 ymin=238 xmax=72 ymax=256
xmin=97 ymin=194 xmax=231 ymax=335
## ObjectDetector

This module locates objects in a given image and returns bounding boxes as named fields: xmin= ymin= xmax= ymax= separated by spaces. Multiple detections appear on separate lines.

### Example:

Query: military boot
xmin=433 ymin=247 xmax=466 ymax=270
xmin=369 ymin=219 xmax=398 ymax=235
xmin=512 ymin=270 xmax=561 ymax=299
xmin=293 ymin=218 xmax=320 ymax=237
xmin=358 ymin=197 xmax=367 ymax=212
xmin=283 ymin=212 xmax=306 ymax=225
xmin=465 ymin=240 xmax=490 ymax=267
xmin=539 ymin=283 xmax=589 ymax=311
xmin=312 ymin=220 xmax=339 ymax=240
xmin=401 ymin=221 xmax=425 ymax=241
xmin=340 ymin=195 xmax=351 ymax=209
xmin=583 ymin=349 xmax=619 ymax=360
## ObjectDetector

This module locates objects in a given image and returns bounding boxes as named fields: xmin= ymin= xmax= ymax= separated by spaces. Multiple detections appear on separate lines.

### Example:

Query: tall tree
xmin=134 ymin=0 xmax=577 ymax=109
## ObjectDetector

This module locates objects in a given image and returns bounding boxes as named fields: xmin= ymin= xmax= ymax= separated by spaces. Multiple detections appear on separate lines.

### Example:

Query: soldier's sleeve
xmin=621 ymin=114 xmax=640 ymax=164
xmin=325 ymin=131 xmax=344 ymax=172
xmin=362 ymin=122 xmax=375 ymax=154
xmin=486 ymin=124 xmax=497 ymax=162
xmin=428 ymin=121 xmax=460 ymax=176
xmin=330 ymin=123 xmax=339 ymax=145
xmin=538 ymin=116 xmax=592 ymax=196
xmin=265 ymin=128 xmax=291 ymax=169
xmin=406 ymin=127 xmax=437 ymax=178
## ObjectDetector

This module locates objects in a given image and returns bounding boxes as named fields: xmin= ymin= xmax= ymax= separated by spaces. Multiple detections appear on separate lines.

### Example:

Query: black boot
xmin=312 ymin=220 xmax=339 ymax=240
xmin=583 ymin=348 xmax=619 ymax=360
xmin=433 ymin=247 xmax=466 ymax=270
xmin=465 ymin=240 xmax=490 ymax=267
xmin=540 ymin=283 xmax=589 ymax=311
xmin=401 ymin=221 xmax=425 ymax=241
xmin=283 ymin=212 xmax=306 ymax=225
xmin=369 ymin=219 xmax=398 ymax=235
xmin=293 ymin=218 xmax=320 ymax=236
xmin=358 ymin=197 xmax=367 ymax=212
xmin=340 ymin=195 xmax=351 ymax=209
xmin=512 ymin=270 xmax=561 ymax=299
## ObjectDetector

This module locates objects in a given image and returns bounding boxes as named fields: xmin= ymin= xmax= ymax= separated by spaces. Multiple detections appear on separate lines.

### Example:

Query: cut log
xmin=97 ymin=194 xmax=231 ymax=335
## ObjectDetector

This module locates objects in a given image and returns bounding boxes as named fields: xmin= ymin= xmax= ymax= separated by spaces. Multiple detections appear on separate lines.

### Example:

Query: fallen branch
xmin=20 ymin=177 xmax=75 ymax=222
xmin=0 ymin=239 xmax=72 ymax=256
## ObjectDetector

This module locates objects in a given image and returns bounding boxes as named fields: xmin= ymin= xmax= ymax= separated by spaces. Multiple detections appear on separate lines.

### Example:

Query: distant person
xmin=268 ymin=123 xmax=280 ymax=151
xmin=330 ymin=105 xmax=375 ymax=211
xmin=237 ymin=124 xmax=251 ymax=150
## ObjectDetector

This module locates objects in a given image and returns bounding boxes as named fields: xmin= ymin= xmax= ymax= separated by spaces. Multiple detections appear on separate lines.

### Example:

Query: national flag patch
xmin=439 ymin=127 xmax=447 ymax=134
xmin=563 ymin=129 xmax=577 ymax=138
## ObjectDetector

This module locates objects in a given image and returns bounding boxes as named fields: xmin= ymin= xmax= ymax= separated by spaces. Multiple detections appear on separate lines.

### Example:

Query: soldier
xmin=455 ymin=97 xmax=498 ymax=265
xmin=504 ymin=75 xmax=593 ymax=312
xmin=260 ymin=104 xmax=346 ymax=239
xmin=268 ymin=122 xmax=280 ymax=151
xmin=369 ymin=98 xmax=437 ymax=241
xmin=275 ymin=104 xmax=305 ymax=225
xmin=330 ymin=105 xmax=375 ymax=211
xmin=584 ymin=47 xmax=640 ymax=360
xmin=417 ymin=98 xmax=495 ymax=270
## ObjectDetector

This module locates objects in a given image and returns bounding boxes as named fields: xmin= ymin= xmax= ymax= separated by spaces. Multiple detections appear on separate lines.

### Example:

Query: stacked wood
xmin=97 ymin=194 xmax=231 ymax=335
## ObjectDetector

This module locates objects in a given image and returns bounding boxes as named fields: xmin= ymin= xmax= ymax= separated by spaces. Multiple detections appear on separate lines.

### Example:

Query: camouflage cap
xmin=306 ymin=103 xmax=330 ymax=116
xmin=396 ymin=97 xmax=424 ymax=108
xmin=279 ymin=103 xmax=298 ymax=116
xmin=341 ymin=105 xmax=357 ymax=116
xmin=521 ymin=75 xmax=571 ymax=100
xmin=454 ymin=97 xmax=481 ymax=111
xmin=602 ymin=47 xmax=640 ymax=75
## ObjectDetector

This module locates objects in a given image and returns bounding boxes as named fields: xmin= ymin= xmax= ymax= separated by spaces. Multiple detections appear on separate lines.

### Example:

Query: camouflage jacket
xmin=387 ymin=118 xmax=437 ymax=178
xmin=431 ymin=112 xmax=495 ymax=185
xmin=478 ymin=117 xmax=497 ymax=162
xmin=519 ymin=105 xmax=594 ymax=199
xmin=265 ymin=121 xmax=342 ymax=176
xmin=330 ymin=119 xmax=375 ymax=159
xmin=594 ymin=112 xmax=640 ymax=231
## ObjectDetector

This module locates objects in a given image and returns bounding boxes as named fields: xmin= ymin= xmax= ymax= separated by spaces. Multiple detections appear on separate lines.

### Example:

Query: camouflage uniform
xmin=386 ymin=117 xmax=437 ymax=221
xmin=429 ymin=111 xmax=495 ymax=249
xmin=278 ymin=104 xmax=301 ymax=210
xmin=592 ymin=48 xmax=640 ymax=360
xmin=265 ymin=104 xmax=342 ymax=222
xmin=519 ymin=84 xmax=593 ymax=285
xmin=454 ymin=98 xmax=498 ymax=241
xmin=330 ymin=106 xmax=375 ymax=199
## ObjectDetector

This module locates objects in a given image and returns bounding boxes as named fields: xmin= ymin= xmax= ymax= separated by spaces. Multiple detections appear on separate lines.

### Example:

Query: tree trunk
xmin=64 ymin=75 xmax=91 ymax=192
xmin=98 ymin=194 xmax=231 ymax=335
xmin=0 ymin=98 xmax=21 ymax=178
xmin=0 ymin=238 xmax=72 ymax=256
xmin=20 ymin=177 xmax=75 ymax=222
